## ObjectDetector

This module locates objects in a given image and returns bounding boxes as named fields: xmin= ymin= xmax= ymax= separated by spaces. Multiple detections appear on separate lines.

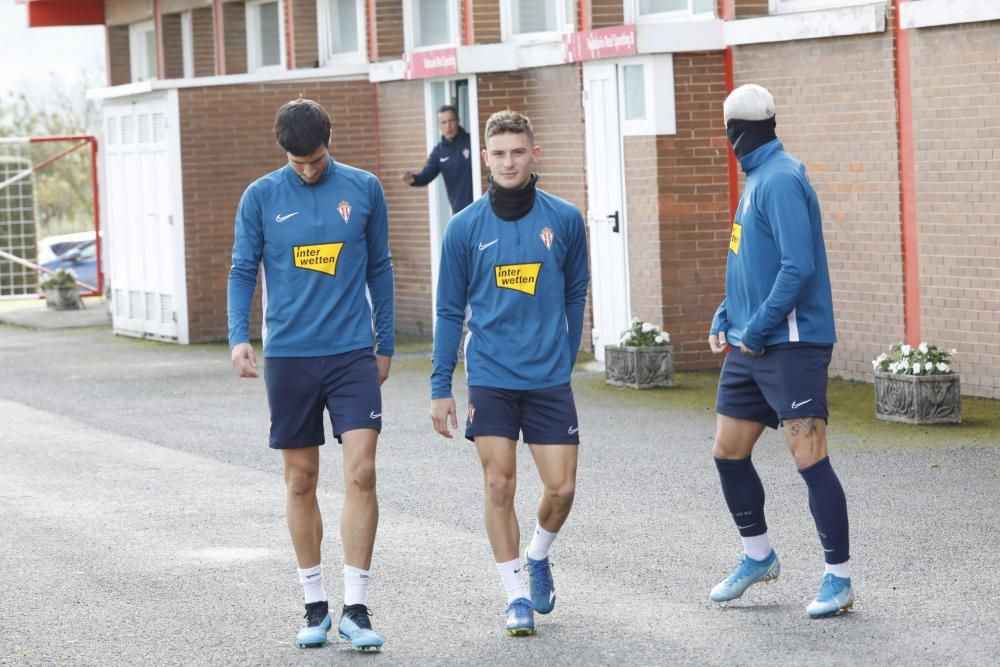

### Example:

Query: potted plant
xmin=40 ymin=268 xmax=84 ymax=311
xmin=872 ymin=342 xmax=960 ymax=424
xmin=605 ymin=318 xmax=674 ymax=389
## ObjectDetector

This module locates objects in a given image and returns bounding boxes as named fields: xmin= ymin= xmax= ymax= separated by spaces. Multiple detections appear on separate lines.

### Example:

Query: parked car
xmin=38 ymin=231 xmax=100 ymax=291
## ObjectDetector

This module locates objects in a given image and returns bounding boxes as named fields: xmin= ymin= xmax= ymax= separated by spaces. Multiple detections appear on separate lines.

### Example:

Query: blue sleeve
xmin=227 ymin=185 xmax=263 ymax=348
xmin=710 ymin=298 xmax=728 ymax=335
xmin=741 ymin=173 xmax=816 ymax=352
xmin=430 ymin=218 xmax=468 ymax=399
xmin=563 ymin=209 xmax=590 ymax=360
xmin=366 ymin=177 xmax=395 ymax=356
xmin=411 ymin=143 xmax=442 ymax=187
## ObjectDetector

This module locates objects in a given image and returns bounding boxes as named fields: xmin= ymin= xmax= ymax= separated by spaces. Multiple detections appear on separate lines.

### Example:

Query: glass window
xmin=623 ymin=65 xmax=646 ymax=121
xmin=636 ymin=0 xmax=715 ymax=16
xmin=129 ymin=21 xmax=156 ymax=82
xmin=413 ymin=0 xmax=453 ymax=47
xmin=510 ymin=0 xmax=575 ymax=36
xmin=326 ymin=0 xmax=360 ymax=54
xmin=257 ymin=1 xmax=281 ymax=67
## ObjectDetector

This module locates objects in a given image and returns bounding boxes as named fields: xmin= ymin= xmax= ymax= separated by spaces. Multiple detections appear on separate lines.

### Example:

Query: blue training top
xmin=431 ymin=189 xmax=590 ymax=399
xmin=227 ymin=156 xmax=395 ymax=357
xmin=410 ymin=128 xmax=474 ymax=212
xmin=711 ymin=140 xmax=836 ymax=351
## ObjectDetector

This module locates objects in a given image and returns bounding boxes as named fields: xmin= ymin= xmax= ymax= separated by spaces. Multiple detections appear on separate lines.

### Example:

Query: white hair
xmin=723 ymin=84 xmax=775 ymax=123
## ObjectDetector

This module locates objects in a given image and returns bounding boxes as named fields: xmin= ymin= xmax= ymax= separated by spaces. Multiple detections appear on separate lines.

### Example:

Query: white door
xmin=103 ymin=92 xmax=187 ymax=342
xmin=583 ymin=62 xmax=630 ymax=361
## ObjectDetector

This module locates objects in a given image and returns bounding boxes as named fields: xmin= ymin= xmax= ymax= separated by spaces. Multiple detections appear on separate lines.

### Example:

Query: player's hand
xmin=430 ymin=397 xmax=458 ymax=439
xmin=401 ymin=171 xmax=415 ymax=185
xmin=375 ymin=354 xmax=392 ymax=385
xmin=708 ymin=331 xmax=728 ymax=354
xmin=739 ymin=342 xmax=764 ymax=357
xmin=231 ymin=342 xmax=258 ymax=378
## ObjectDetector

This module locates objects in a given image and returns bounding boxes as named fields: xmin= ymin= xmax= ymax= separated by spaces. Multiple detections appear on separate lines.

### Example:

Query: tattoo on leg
xmin=787 ymin=418 xmax=817 ymax=438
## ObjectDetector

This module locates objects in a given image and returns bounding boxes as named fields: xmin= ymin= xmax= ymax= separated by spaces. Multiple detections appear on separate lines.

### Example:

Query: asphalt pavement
xmin=1 ymin=324 xmax=998 ymax=665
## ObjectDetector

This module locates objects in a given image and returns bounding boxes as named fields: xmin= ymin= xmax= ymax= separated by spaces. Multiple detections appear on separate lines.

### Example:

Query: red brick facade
xmin=470 ymin=0 xmax=501 ymax=44
xmin=590 ymin=0 xmax=625 ymax=29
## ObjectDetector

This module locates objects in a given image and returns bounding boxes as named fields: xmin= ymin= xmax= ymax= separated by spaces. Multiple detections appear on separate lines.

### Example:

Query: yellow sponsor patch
xmin=494 ymin=262 xmax=542 ymax=296
xmin=293 ymin=242 xmax=344 ymax=276
xmin=729 ymin=223 xmax=742 ymax=255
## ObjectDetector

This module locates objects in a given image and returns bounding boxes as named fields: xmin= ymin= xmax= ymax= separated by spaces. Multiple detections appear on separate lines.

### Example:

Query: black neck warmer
xmin=726 ymin=117 xmax=778 ymax=160
xmin=488 ymin=174 xmax=538 ymax=221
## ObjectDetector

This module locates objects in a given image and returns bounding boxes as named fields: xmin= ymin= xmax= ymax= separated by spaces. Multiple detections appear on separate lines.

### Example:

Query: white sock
xmin=297 ymin=564 xmax=327 ymax=604
xmin=742 ymin=533 xmax=772 ymax=561
xmin=343 ymin=565 xmax=371 ymax=607
xmin=527 ymin=522 xmax=558 ymax=561
xmin=496 ymin=558 xmax=528 ymax=604
xmin=825 ymin=560 xmax=850 ymax=579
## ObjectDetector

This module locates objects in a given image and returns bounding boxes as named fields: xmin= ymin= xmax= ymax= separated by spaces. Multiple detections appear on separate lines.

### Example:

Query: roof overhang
xmin=18 ymin=0 xmax=106 ymax=28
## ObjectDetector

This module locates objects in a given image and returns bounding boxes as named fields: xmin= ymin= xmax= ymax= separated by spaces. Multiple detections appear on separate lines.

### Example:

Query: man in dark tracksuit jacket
xmin=402 ymin=104 xmax=474 ymax=213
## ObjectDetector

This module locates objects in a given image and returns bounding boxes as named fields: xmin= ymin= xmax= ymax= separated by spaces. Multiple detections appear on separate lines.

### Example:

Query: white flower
xmin=619 ymin=334 xmax=630 ymax=346
xmin=654 ymin=334 xmax=665 ymax=344
xmin=877 ymin=353 xmax=887 ymax=362
xmin=924 ymin=362 xmax=934 ymax=372
xmin=662 ymin=332 xmax=670 ymax=343
xmin=937 ymin=362 xmax=950 ymax=373
xmin=631 ymin=317 xmax=640 ymax=325
xmin=950 ymin=349 xmax=957 ymax=356
xmin=901 ymin=344 xmax=912 ymax=356
xmin=918 ymin=342 xmax=928 ymax=354
xmin=641 ymin=322 xmax=655 ymax=333
xmin=912 ymin=361 xmax=922 ymax=374
xmin=872 ymin=359 xmax=879 ymax=370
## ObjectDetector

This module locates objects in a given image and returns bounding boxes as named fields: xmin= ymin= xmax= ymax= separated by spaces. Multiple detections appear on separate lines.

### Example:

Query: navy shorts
xmin=716 ymin=343 xmax=833 ymax=430
xmin=465 ymin=384 xmax=580 ymax=445
xmin=264 ymin=348 xmax=382 ymax=448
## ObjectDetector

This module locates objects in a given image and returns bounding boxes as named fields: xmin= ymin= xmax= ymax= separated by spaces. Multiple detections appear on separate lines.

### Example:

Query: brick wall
xmin=733 ymin=0 xmax=769 ymax=18
xmin=375 ymin=0 xmax=404 ymax=60
xmin=192 ymin=6 xmax=215 ymax=76
xmin=477 ymin=65 xmax=593 ymax=350
xmin=178 ymin=80 xmax=377 ymax=342
xmin=291 ymin=0 xmax=319 ymax=68
xmin=107 ymin=25 xmax=131 ymax=86
xmin=161 ymin=13 xmax=184 ymax=79
xmin=910 ymin=20 xmax=1000 ymax=398
xmin=624 ymin=136 xmax=663 ymax=326
xmin=591 ymin=0 xmax=624 ymax=29
xmin=470 ymin=0 xmax=501 ymax=43
xmin=377 ymin=80 xmax=434 ymax=336
xmin=654 ymin=52 xmax=730 ymax=369
xmin=734 ymin=32 xmax=903 ymax=383
xmin=224 ymin=1 xmax=248 ymax=75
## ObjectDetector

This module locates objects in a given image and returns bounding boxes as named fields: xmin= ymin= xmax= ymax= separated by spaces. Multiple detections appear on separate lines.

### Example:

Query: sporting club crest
xmin=539 ymin=226 xmax=554 ymax=250
xmin=468 ymin=404 xmax=476 ymax=424
xmin=462 ymin=148 xmax=471 ymax=160
xmin=338 ymin=200 xmax=352 ymax=224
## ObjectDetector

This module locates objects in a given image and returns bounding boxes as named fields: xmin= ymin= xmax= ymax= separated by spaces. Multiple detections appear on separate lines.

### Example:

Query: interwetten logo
xmin=494 ymin=263 xmax=542 ymax=296
xmin=293 ymin=242 xmax=344 ymax=276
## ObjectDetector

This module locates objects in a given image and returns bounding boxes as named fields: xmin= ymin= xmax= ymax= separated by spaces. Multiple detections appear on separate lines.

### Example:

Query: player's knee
xmin=484 ymin=472 xmax=516 ymax=507
xmin=346 ymin=462 xmax=377 ymax=494
xmin=545 ymin=481 xmax=575 ymax=509
xmin=286 ymin=465 xmax=319 ymax=497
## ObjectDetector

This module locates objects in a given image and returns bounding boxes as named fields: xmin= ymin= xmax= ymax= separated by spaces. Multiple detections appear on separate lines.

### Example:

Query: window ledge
xmin=901 ymin=0 xmax=1000 ymax=29
xmin=725 ymin=2 xmax=885 ymax=46
xmin=636 ymin=18 xmax=725 ymax=53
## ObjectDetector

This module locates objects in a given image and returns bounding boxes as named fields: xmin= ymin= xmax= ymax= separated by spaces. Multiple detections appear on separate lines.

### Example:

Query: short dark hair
xmin=437 ymin=104 xmax=459 ymax=118
xmin=485 ymin=109 xmax=534 ymax=143
xmin=274 ymin=98 xmax=331 ymax=156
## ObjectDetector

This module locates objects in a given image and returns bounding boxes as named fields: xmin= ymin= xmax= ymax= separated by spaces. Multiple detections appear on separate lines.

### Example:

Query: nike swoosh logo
xmin=478 ymin=239 xmax=498 ymax=251
xmin=439 ymin=156 xmax=450 ymax=162
xmin=736 ymin=523 xmax=757 ymax=530
xmin=823 ymin=547 xmax=835 ymax=553
xmin=514 ymin=568 xmax=521 ymax=574
xmin=370 ymin=411 xmax=381 ymax=419
xmin=305 ymin=573 xmax=320 ymax=579
xmin=791 ymin=399 xmax=813 ymax=409
xmin=568 ymin=426 xmax=579 ymax=435
xmin=275 ymin=212 xmax=298 ymax=223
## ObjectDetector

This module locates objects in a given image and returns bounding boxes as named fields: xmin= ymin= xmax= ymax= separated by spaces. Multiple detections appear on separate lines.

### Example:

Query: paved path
xmin=1 ymin=326 xmax=998 ymax=665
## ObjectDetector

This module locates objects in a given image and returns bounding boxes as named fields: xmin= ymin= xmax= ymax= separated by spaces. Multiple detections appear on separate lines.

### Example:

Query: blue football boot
xmin=709 ymin=550 xmax=781 ymax=602
xmin=524 ymin=548 xmax=556 ymax=614
xmin=338 ymin=604 xmax=384 ymax=652
xmin=505 ymin=597 xmax=535 ymax=637
xmin=807 ymin=573 xmax=854 ymax=618
xmin=296 ymin=600 xmax=331 ymax=648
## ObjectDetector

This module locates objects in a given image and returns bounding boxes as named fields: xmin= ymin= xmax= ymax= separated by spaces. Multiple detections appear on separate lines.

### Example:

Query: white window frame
xmin=403 ymin=0 xmax=460 ymax=53
xmin=617 ymin=55 xmax=675 ymax=136
xmin=180 ymin=11 xmax=194 ymax=78
xmin=768 ymin=0 xmax=884 ymax=14
xmin=246 ymin=0 xmax=287 ymax=73
xmin=317 ymin=0 xmax=367 ymax=65
xmin=624 ymin=0 xmax=716 ymax=23
xmin=129 ymin=20 xmax=157 ymax=82
xmin=501 ymin=0 xmax=576 ymax=42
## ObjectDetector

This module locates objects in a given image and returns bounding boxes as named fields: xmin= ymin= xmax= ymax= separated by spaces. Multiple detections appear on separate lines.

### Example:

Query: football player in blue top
xmin=707 ymin=84 xmax=853 ymax=618
xmin=228 ymin=99 xmax=392 ymax=651
xmin=430 ymin=110 xmax=590 ymax=637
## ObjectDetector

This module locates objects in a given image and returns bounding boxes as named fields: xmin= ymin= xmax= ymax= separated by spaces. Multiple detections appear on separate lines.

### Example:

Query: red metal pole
xmin=463 ymin=0 xmax=473 ymax=45
xmin=153 ymin=0 xmax=164 ymax=79
xmin=721 ymin=0 xmax=738 ymax=221
xmin=213 ymin=0 xmax=226 ymax=75
xmin=894 ymin=0 xmax=920 ymax=345
xmin=579 ymin=0 xmax=589 ymax=32
xmin=284 ymin=0 xmax=296 ymax=68
xmin=367 ymin=0 xmax=377 ymax=62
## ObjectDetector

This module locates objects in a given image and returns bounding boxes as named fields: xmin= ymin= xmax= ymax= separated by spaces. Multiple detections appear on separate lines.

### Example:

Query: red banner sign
xmin=404 ymin=47 xmax=459 ymax=80
xmin=563 ymin=25 xmax=637 ymax=64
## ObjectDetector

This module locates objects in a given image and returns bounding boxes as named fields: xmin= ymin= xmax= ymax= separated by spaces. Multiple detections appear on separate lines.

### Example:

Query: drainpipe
xmin=894 ymin=0 xmax=920 ymax=345
xmin=213 ymin=0 xmax=226 ymax=75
